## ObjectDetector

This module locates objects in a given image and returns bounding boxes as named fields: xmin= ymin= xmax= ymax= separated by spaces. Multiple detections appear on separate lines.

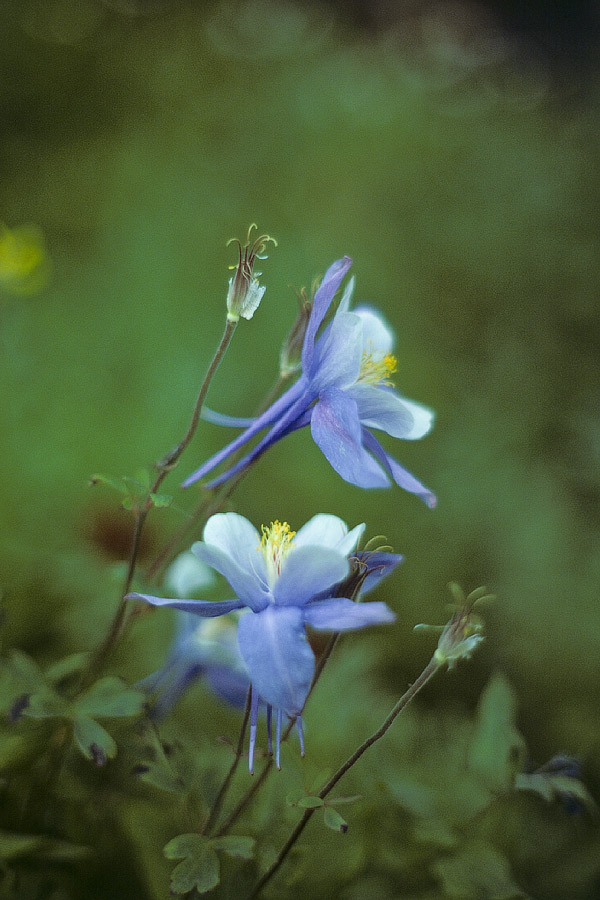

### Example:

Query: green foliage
xmin=74 ymin=676 xmax=146 ymax=719
xmin=468 ymin=674 xmax=526 ymax=793
xmin=515 ymin=771 xmax=597 ymax=814
xmin=164 ymin=834 xmax=220 ymax=895
xmin=432 ymin=841 xmax=531 ymax=900
xmin=73 ymin=715 xmax=117 ymax=764
xmin=163 ymin=833 xmax=255 ymax=895
xmin=0 ymin=830 xmax=92 ymax=863
xmin=1 ymin=650 xmax=145 ymax=765
xmin=323 ymin=807 xmax=348 ymax=833
xmin=0 ymin=0 xmax=599 ymax=897
xmin=90 ymin=470 xmax=173 ymax=512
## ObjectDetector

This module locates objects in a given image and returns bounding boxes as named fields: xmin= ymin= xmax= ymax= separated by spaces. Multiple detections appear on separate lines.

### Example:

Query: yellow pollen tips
xmin=359 ymin=342 xmax=397 ymax=386
xmin=260 ymin=520 xmax=296 ymax=580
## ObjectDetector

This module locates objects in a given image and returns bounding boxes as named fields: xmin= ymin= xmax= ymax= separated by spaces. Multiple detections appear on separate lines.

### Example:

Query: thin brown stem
xmin=146 ymin=372 xmax=289 ymax=583
xmin=201 ymin=688 xmax=252 ymax=836
xmin=245 ymin=656 xmax=441 ymax=899
xmin=82 ymin=317 xmax=237 ymax=689
xmin=214 ymin=633 xmax=339 ymax=837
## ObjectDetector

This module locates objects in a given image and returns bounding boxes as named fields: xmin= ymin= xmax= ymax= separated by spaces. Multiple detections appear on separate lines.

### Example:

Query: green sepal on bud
xmin=225 ymin=224 xmax=276 ymax=322
xmin=279 ymin=284 xmax=313 ymax=378
xmin=415 ymin=583 xmax=494 ymax=670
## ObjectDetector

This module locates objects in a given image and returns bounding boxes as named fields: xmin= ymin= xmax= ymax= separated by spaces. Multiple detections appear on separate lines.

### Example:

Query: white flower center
xmin=259 ymin=520 xmax=296 ymax=586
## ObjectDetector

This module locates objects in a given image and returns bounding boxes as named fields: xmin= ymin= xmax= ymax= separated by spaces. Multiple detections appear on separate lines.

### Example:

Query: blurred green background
xmin=1 ymin=0 xmax=599 ymax=897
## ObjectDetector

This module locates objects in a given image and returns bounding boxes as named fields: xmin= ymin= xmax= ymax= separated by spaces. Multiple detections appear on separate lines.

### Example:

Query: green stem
xmin=245 ymin=656 xmax=441 ymax=900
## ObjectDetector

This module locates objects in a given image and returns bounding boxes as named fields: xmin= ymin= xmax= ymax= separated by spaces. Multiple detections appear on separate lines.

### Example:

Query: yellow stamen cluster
xmin=358 ymin=341 xmax=397 ymax=386
xmin=260 ymin=520 xmax=296 ymax=584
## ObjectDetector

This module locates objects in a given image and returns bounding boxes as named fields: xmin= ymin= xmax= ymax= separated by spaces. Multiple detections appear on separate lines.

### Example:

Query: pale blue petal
xmin=396 ymin=396 xmax=435 ymax=440
xmin=182 ymin=377 xmax=307 ymax=487
xmin=201 ymin=513 xmax=265 ymax=579
xmin=337 ymin=275 xmax=355 ymax=313
xmin=200 ymin=407 xmax=256 ymax=427
xmin=191 ymin=543 xmax=269 ymax=611
xmin=274 ymin=545 xmax=350 ymax=606
xmin=202 ymin=384 xmax=314 ymax=489
xmin=311 ymin=390 xmax=390 ymax=488
xmin=301 ymin=257 xmax=353 ymax=374
xmin=310 ymin=312 xmax=362 ymax=391
xmin=302 ymin=598 xmax=396 ymax=630
xmin=294 ymin=514 xmax=365 ymax=557
xmin=237 ymin=606 xmax=315 ymax=716
xmin=354 ymin=305 xmax=395 ymax=354
xmin=347 ymin=383 xmax=415 ymax=438
xmin=361 ymin=429 xmax=436 ymax=507
xmin=125 ymin=592 xmax=246 ymax=616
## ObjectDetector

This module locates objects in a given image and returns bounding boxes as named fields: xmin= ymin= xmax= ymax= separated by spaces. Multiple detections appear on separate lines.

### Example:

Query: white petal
xmin=354 ymin=305 xmax=395 ymax=354
xmin=165 ymin=551 xmax=216 ymax=598
xmin=294 ymin=514 xmax=349 ymax=550
xmin=399 ymin=396 xmax=435 ymax=440
xmin=202 ymin=512 xmax=265 ymax=578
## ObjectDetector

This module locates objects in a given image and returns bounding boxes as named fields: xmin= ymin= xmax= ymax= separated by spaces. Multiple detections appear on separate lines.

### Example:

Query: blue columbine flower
xmin=137 ymin=611 xmax=249 ymax=720
xmin=136 ymin=551 xmax=248 ymax=719
xmin=183 ymin=257 xmax=435 ymax=506
xmin=127 ymin=512 xmax=396 ymax=770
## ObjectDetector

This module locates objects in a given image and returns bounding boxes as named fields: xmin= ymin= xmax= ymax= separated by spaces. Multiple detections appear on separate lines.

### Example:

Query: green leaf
xmin=468 ymin=673 xmax=526 ymax=793
xmin=323 ymin=807 xmax=348 ymax=833
xmin=0 ymin=831 xmax=42 ymax=859
xmin=3 ymin=649 xmax=45 ymax=689
xmin=150 ymin=492 xmax=173 ymax=508
xmin=164 ymin=834 xmax=220 ymax=895
xmin=432 ymin=841 xmax=531 ymax=899
xmin=136 ymin=762 xmax=185 ymax=793
xmin=44 ymin=652 xmax=90 ymax=685
xmin=285 ymin=789 xmax=305 ymax=807
xmin=328 ymin=794 xmax=362 ymax=807
xmin=73 ymin=716 xmax=117 ymax=765
xmin=22 ymin=689 xmax=68 ymax=719
xmin=74 ymin=676 xmax=145 ymax=718
xmin=89 ymin=473 xmax=129 ymax=494
xmin=209 ymin=835 xmax=255 ymax=860
xmin=297 ymin=795 xmax=324 ymax=809
xmin=515 ymin=772 xmax=597 ymax=813
xmin=34 ymin=837 xmax=94 ymax=862
xmin=0 ymin=829 xmax=93 ymax=863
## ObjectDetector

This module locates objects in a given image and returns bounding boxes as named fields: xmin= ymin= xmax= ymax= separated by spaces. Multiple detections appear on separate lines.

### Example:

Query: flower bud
xmin=279 ymin=285 xmax=312 ymax=378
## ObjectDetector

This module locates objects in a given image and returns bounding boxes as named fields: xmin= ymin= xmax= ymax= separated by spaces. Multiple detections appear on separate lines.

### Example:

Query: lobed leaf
xmin=210 ymin=835 xmax=255 ymax=860
xmin=73 ymin=715 xmax=117 ymax=765
xmin=74 ymin=676 xmax=146 ymax=718
xmin=164 ymin=834 xmax=220 ymax=895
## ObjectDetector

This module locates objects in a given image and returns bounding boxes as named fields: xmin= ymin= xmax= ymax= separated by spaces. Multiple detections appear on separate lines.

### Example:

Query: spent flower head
xmin=225 ymin=224 xmax=277 ymax=322
xmin=415 ymin=583 xmax=493 ymax=670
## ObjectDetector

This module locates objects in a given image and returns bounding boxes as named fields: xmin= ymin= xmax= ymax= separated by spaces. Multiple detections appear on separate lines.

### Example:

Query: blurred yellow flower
xmin=0 ymin=223 xmax=51 ymax=296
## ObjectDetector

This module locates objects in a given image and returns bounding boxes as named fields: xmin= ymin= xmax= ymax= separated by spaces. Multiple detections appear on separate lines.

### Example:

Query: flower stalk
xmin=245 ymin=655 xmax=442 ymax=899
